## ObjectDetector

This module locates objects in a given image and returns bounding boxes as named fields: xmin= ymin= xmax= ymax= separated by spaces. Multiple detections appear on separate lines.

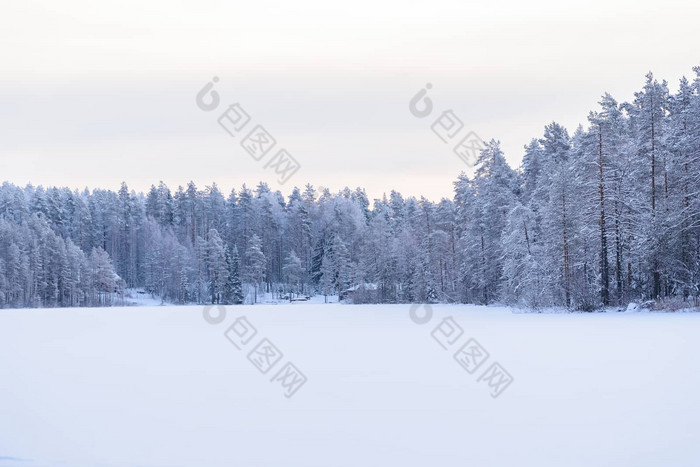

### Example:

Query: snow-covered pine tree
xmin=245 ymin=234 xmax=266 ymax=304
xmin=224 ymin=245 xmax=243 ymax=304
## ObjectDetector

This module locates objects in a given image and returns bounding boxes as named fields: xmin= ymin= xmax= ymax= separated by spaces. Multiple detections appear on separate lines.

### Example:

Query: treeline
xmin=0 ymin=215 xmax=122 ymax=307
xmin=1 ymin=68 xmax=699 ymax=309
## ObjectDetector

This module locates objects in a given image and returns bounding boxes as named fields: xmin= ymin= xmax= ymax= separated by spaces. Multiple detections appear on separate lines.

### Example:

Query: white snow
xmin=1 ymin=304 xmax=699 ymax=466
xmin=121 ymin=289 xmax=169 ymax=307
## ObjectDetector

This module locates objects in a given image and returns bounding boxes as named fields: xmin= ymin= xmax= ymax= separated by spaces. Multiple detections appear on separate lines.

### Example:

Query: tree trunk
xmin=480 ymin=232 xmax=488 ymax=304
xmin=598 ymin=127 xmax=610 ymax=305
xmin=562 ymin=194 xmax=571 ymax=308
xmin=650 ymin=92 xmax=660 ymax=298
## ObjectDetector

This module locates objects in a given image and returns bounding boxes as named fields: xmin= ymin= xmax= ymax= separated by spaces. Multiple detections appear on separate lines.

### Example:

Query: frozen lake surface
xmin=1 ymin=303 xmax=698 ymax=466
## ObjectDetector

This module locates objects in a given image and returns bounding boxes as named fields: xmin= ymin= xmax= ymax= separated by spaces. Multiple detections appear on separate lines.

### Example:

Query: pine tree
xmin=245 ymin=234 xmax=266 ymax=303
xmin=206 ymin=229 xmax=228 ymax=304
xmin=224 ymin=245 xmax=243 ymax=304
xmin=282 ymin=250 xmax=302 ymax=300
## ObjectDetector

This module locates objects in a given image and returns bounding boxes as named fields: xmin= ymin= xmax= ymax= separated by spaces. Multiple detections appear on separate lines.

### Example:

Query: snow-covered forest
xmin=1 ymin=69 xmax=699 ymax=310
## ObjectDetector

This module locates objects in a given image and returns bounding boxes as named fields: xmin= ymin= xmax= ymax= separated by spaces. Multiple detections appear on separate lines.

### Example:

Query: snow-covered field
xmin=1 ymin=303 xmax=699 ymax=466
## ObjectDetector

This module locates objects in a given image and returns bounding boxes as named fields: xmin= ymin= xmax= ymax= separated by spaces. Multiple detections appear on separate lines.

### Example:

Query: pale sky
xmin=1 ymin=0 xmax=699 ymax=201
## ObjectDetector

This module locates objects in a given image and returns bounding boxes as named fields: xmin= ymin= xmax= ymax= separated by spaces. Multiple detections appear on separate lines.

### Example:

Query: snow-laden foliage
xmin=1 ymin=69 xmax=700 ymax=309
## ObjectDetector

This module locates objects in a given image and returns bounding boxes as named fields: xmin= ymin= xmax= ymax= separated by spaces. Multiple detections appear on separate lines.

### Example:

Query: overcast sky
xmin=2 ymin=0 xmax=699 ymax=201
